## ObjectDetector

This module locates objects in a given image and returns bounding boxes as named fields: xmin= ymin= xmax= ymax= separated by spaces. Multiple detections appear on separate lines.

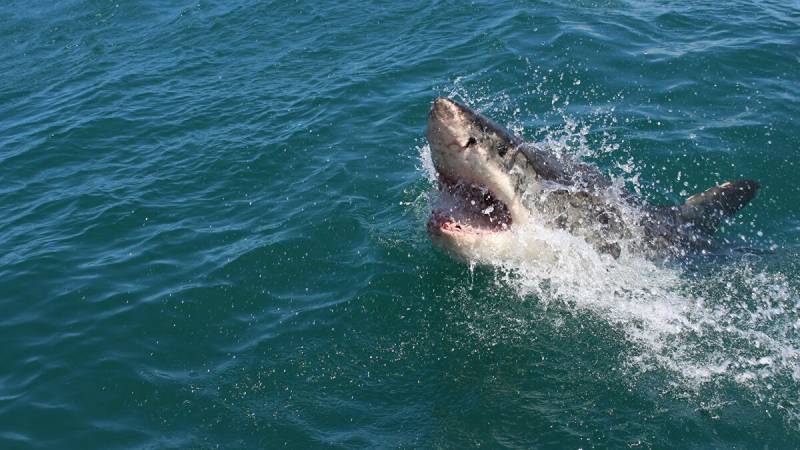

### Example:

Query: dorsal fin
xmin=679 ymin=180 xmax=759 ymax=234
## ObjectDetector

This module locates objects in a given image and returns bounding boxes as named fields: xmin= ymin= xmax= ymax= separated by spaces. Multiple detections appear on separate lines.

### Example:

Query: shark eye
xmin=465 ymin=137 xmax=477 ymax=147
xmin=497 ymin=145 xmax=508 ymax=157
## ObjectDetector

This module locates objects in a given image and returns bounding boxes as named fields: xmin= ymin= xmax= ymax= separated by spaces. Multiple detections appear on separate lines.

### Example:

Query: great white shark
xmin=425 ymin=97 xmax=759 ymax=262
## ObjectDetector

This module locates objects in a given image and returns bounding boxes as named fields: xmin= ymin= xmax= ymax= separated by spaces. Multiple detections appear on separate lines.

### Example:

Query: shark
xmin=425 ymin=97 xmax=759 ymax=263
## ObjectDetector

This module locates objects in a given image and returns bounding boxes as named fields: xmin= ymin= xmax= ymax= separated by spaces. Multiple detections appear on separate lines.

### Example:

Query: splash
xmin=416 ymin=80 xmax=800 ymax=427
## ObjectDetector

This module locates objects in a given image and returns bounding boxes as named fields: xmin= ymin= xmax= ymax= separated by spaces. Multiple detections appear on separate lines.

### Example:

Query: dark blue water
xmin=1 ymin=1 xmax=799 ymax=448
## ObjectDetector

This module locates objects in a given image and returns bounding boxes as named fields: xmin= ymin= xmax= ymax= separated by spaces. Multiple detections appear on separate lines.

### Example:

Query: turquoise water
xmin=2 ymin=0 xmax=799 ymax=447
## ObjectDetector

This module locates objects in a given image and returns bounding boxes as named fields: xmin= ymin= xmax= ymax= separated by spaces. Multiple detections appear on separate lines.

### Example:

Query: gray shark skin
xmin=425 ymin=97 xmax=759 ymax=262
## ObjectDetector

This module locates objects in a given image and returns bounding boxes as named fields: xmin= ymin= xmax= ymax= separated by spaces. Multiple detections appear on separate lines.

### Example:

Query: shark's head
xmin=426 ymin=97 xmax=534 ymax=261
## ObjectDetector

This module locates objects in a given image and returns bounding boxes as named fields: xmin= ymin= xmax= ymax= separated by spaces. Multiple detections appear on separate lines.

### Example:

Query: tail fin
xmin=679 ymin=180 xmax=759 ymax=234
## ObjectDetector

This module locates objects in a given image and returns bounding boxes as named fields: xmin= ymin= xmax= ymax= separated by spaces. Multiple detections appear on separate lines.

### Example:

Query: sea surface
xmin=2 ymin=1 xmax=800 ymax=448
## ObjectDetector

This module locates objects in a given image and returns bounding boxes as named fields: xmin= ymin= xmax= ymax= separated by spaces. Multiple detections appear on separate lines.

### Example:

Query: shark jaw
xmin=425 ymin=97 xmax=529 ymax=262
xmin=426 ymin=177 xmax=514 ymax=262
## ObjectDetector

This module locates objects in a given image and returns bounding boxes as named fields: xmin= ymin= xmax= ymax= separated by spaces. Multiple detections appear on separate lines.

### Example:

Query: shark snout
xmin=427 ymin=97 xmax=474 ymax=151
xmin=429 ymin=97 xmax=458 ymax=124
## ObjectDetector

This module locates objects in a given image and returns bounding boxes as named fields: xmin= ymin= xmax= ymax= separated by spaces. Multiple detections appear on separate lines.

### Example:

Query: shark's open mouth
xmin=428 ymin=174 xmax=512 ymax=235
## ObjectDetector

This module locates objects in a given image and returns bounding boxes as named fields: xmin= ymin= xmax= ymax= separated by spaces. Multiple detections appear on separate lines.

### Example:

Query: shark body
xmin=425 ymin=97 xmax=759 ymax=262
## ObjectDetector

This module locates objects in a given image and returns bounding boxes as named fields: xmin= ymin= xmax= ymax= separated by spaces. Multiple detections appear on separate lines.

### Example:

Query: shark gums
xmin=425 ymin=97 xmax=759 ymax=263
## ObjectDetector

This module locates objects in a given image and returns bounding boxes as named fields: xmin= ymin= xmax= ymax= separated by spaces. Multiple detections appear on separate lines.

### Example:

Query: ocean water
xmin=1 ymin=0 xmax=799 ymax=448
